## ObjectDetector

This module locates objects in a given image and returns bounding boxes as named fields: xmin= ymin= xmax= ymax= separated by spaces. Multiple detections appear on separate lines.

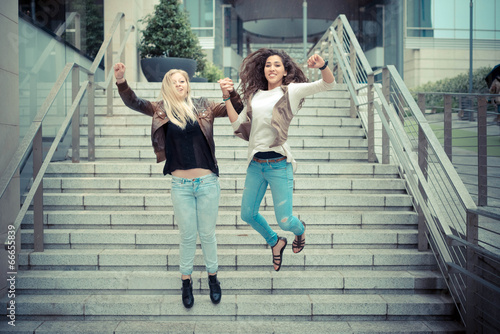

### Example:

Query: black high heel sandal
xmin=292 ymin=220 xmax=306 ymax=253
xmin=272 ymin=236 xmax=287 ymax=271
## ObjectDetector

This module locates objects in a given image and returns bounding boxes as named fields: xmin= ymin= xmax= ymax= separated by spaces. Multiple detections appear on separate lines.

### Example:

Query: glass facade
xmin=184 ymin=0 xmax=214 ymax=38
xmin=407 ymin=0 xmax=500 ymax=39
xmin=18 ymin=0 xmax=104 ymax=58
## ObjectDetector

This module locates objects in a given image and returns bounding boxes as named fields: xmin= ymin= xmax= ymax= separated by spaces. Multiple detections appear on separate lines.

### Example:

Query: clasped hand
xmin=218 ymin=78 xmax=234 ymax=97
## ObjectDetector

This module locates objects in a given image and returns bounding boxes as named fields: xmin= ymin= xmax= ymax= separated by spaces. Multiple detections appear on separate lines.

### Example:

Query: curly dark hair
xmin=238 ymin=48 xmax=309 ymax=104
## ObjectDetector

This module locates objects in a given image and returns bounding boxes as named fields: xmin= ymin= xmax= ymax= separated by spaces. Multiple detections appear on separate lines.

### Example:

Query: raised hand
xmin=307 ymin=54 xmax=326 ymax=69
xmin=114 ymin=63 xmax=126 ymax=82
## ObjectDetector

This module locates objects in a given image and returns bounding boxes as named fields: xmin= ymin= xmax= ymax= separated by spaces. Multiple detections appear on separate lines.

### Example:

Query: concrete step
xmin=108 ymin=83 xmax=350 ymax=97
xmin=18 ymin=248 xmax=436 ymax=271
xmin=0 ymin=319 xmax=466 ymax=333
xmin=14 ymin=270 xmax=446 ymax=295
xmin=96 ymin=96 xmax=351 ymax=109
xmin=31 ymin=192 xmax=413 ymax=211
xmin=20 ymin=228 xmax=418 ymax=250
xmin=77 ymin=126 xmax=366 ymax=139
xmin=89 ymin=106 xmax=354 ymax=117
xmin=110 ymin=81 xmax=350 ymax=92
xmin=72 ymin=137 xmax=367 ymax=149
xmin=70 ymin=148 xmax=370 ymax=162
xmin=22 ymin=210 xmax=418 ymax=229
xmin=1 ymin=293 xmax=456 ymax=321
xmin=80 ymin=113 xmax=358 ymax=127
xmin=41 ymin=177 xmax=407 ymax=194
xmin=80 ymin=120 xmax=364 ymax=136
xmin=45 ymin=162 xmax=401 ymax=178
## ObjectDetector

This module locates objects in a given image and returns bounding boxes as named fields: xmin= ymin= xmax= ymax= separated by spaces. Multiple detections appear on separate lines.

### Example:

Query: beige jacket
xmin=234 ymin=86 xmax=292 ymax=147
xmin=233 ymin=79 xmax=336 ymax=170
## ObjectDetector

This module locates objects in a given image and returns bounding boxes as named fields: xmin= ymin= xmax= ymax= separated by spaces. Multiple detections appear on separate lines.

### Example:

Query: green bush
xmin=410 ymin=67 xmax=492 ymax=112
xmin=138 ymin=0 xmax=206 ymax=73
xmin=412 ymin=67 xmax=491 ymax=94
xmin=201 ymin=62 xmax=224 ymax=82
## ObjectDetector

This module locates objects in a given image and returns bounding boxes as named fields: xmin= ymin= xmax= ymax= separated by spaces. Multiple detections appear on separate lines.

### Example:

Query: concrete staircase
xmin=1 ymin=83 xmax=465 ymax=333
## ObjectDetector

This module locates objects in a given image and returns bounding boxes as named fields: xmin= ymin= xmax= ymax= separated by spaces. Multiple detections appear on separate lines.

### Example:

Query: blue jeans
xmin=171 ymin=173 xmax=220 ymax=276
xmin=241 ymin=159 xmax=305 ymax=247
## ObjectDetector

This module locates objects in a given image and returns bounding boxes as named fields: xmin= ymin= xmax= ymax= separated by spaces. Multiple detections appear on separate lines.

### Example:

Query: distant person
xmin=485 ymin=64 xmax=500 ymax=124
xmin=488 ymin=75 xmax=500 ymax=124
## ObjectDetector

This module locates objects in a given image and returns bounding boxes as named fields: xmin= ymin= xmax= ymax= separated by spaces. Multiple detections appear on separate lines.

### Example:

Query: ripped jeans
xmin=241 ymin=159 xmax=305 ymax=247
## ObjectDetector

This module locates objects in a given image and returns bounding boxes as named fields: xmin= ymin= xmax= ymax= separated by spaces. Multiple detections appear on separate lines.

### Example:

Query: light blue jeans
xmin=241 ymin=159 xmax=305 ymax=247
xmin=171 ymin=173 xmax=220 ymax=276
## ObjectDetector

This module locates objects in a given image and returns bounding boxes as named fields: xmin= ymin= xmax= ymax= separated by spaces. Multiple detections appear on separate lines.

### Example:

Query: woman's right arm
xmin=114 ymin=63 xmax=155 ymax=117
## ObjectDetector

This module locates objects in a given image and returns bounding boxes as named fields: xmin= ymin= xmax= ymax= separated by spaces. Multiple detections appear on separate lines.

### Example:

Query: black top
xmin=162 ymin=120 xmax=218 ymax=176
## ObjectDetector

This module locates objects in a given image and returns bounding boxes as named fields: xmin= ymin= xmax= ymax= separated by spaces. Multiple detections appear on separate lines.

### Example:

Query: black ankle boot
xmin=208 ymin=274 xmax=221 ymax=304
xmin=181 ymin=278 xmax=194 ymax=308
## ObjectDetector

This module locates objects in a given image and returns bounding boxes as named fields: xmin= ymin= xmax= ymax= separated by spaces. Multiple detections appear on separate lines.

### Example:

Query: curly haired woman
xmin=219 ymin=49 xmax=335 ymax=271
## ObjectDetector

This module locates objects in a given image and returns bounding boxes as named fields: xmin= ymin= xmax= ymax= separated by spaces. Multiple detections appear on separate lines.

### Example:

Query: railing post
xmin=106 ymin=35 xmax=114 ymax=116
xmin=465 ymin=209 xmax=479 ymax=333
xmin=349 ymin=41 xmax=356 ymax=82
xmin=72 ymin=66 xmax=80 ymax=163
xmin=336 ymin=18 xmax=344 ymax=84
xmin=74 ymin=13 xmax=81 ymax=50
xmin=477 ymin=96 xmax=488 ymax=206
xmin=443 ymin=94 xmax=452 ymax=161
xmin=418 ymin=125 xmax=429 ymax=251
xmin=367 ymin=73 xmax=376 ymax=162
xmin=88 ymin=74 xmax=96 ymax=161
xmin=328 ymin=30 xmax=334 ymax=80
xmin=30 ymin=74 xmax=37 ymax=122
xmin=349 ymin=92 xmax=357 ymax=119
xmin=33 ymin=126 xmax=44 ymax=252
xmin=381 ymin=67 xmax=390 ymax=164
xmin=120 ymin=14 xmax=125 ymax=63
xmin=418 ymin=94 xmax=426 ymax=126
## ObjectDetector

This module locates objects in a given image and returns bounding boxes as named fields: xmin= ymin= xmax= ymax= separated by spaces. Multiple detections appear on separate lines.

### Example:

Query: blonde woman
xmin=114 ymin=63 xmax=243 ymax=308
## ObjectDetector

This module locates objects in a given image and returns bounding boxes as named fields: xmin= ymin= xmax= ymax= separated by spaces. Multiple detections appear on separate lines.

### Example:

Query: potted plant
xmin=138 ymin=0 xmax=207 ymax=82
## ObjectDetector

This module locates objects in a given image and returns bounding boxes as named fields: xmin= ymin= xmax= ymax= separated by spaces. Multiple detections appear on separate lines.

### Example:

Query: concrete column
xmin=0 ymin=0 xmax=20 ymax=295
xmin=104 ymin=0 xmax=158 ymax=83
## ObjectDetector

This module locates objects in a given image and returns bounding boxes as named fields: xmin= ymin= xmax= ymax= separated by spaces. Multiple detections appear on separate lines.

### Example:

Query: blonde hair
xmin=160 ymin=69 xmax=196 ymax=129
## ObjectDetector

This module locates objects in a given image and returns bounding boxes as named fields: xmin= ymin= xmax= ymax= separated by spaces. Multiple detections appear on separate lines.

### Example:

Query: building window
xmin=407 ymin=0 xmax=499 ymax=39
xmin=184 ymin=0 xmax=214 ymax=38
xmin=407 ymin=0 xmax=434 ymax=37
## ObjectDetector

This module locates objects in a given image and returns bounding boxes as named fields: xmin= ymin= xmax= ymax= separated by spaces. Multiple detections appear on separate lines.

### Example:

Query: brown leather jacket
xmin=116 ymin=80 xmax=243 ymax=167
xmin=234 ymin=86 xmax=292 ymax=148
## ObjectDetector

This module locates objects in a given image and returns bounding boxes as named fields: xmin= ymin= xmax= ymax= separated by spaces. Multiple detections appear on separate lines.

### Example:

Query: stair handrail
xmin=0 ymin=12 xmax=134 ymax=254
xmin=306 ymin=14 xmax=499 ymax=333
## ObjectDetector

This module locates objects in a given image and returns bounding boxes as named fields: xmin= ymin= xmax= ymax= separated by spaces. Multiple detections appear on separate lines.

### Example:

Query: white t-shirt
xmin=232 ymin=79 xmax=336 ymax=170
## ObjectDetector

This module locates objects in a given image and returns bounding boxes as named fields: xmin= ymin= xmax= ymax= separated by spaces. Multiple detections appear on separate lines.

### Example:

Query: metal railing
xmin=0 ymin=13 xmax=134 ymax=255
xmin=305 ymin=14 xmax=500 ymax=333
xmin=416 ymin=92 xmax=500 ymax=212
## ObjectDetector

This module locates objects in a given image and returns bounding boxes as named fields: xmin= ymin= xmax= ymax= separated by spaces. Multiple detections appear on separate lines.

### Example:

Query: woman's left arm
xmin=210 ymin=78 xmax=243 ymax=120
xmin=307 ymin=54 xmax=335 ymax=84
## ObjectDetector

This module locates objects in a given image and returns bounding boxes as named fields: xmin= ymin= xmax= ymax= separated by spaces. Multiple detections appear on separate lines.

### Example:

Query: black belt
xmin=252 ymin=156 xmax=286 ymax=163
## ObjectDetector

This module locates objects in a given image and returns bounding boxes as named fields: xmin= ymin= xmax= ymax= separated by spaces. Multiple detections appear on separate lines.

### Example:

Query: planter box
xmin=141 ymin=57 xmax=197 ymax=82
